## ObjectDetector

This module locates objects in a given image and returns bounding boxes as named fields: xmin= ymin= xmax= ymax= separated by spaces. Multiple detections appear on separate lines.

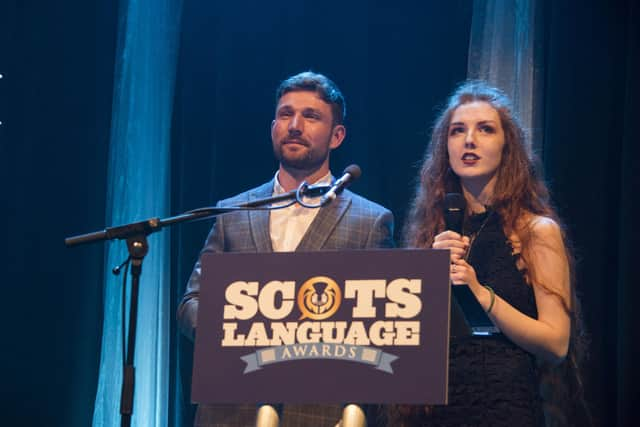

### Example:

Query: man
xmin=178 ymin=71 xmax=394 ymax=427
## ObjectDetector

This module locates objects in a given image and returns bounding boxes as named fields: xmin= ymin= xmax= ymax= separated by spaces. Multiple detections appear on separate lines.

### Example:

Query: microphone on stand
xmin=320 ymin=165 xmax=362 ymax=206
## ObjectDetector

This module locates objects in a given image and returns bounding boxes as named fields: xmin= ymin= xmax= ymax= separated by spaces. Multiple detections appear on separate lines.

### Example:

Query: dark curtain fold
xmin=617 ymin=6 xmax=639 ymax=425
xmin=541 ymin=1 xmax=639 ymax=425
xmin=1 ymin=1 xmax=117 ymax=426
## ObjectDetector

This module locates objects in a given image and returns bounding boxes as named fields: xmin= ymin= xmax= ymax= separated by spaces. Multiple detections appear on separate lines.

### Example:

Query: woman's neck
xmin=461 ymin=176 xmax=496 ymax=214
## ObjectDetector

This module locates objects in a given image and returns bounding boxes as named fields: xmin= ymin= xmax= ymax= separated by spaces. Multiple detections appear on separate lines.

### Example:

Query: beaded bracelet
xmin=484 ymin=285 xmax=496 ymax=314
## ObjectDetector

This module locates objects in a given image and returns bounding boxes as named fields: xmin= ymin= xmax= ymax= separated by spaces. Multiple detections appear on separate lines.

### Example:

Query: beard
xmin=272 ymin=138 xmax=331 ymax=172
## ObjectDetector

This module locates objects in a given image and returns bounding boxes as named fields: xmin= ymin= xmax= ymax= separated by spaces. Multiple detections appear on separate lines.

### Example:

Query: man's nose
xmin=288 ymin=114 xmax=303 ymax=134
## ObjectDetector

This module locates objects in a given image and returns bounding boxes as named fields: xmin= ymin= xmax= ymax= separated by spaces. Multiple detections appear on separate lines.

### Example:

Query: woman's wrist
xmin=470 ymin=281 xmax=494 ymax=312
xmin=483 ymin=285 xmax=496 ymax=314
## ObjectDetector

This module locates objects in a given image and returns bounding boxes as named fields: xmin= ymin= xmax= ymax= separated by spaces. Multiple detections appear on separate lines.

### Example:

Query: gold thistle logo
xmin=297 ymin=276 xmax=342 ymax=320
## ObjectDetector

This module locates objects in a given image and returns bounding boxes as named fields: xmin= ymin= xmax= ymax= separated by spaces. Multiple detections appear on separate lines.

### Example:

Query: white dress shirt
xmin=269 ymin=171 xmax=332 ymax=252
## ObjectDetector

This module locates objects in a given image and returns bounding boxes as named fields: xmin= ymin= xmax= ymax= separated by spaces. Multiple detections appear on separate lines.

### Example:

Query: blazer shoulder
xmin=217 ymin=181 xmax=273 ymax=207
xmin=343 ymin=189 xmax=392 ymax=217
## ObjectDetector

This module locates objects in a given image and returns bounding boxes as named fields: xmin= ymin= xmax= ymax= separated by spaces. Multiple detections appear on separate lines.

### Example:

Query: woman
xmin=383 ymin=81 xmax=586 ymax=427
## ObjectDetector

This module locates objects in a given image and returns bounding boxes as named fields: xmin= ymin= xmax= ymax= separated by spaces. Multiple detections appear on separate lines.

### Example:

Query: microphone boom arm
xmin=64 ymin=183 xmax=332 ymax=247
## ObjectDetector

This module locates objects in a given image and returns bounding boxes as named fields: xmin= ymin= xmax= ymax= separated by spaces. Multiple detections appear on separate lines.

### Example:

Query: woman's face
xmin=447 ymin=101 xmax=505 ymax=190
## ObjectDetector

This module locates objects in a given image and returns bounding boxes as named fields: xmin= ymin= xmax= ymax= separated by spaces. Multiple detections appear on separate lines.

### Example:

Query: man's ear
xmin=329 ymin=124 xmax=346 ymax=149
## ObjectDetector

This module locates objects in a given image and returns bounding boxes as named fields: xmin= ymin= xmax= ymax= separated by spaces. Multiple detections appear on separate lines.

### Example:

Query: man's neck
xmin=277 ymin=165 xmax=330 ymax=191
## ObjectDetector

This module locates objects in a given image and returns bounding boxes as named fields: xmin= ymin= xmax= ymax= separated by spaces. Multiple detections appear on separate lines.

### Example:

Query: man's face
xmin=271 ymin=90 xmax=345 ymax=174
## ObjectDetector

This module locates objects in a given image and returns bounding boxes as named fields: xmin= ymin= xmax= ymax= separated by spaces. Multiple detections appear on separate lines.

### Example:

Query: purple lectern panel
xmin=192 ymin=248 xmax=450 ymax=404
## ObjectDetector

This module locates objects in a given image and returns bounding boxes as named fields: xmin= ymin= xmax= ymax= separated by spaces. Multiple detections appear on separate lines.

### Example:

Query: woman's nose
xmin=464 ymin=129 xmax=476 ymax=148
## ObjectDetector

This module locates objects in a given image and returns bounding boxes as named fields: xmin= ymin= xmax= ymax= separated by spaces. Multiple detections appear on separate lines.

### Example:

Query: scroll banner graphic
xmin=192 ymin=249 xmax=451 ymax=404
xmin=240 ymin=344 xmax=399 ymax=373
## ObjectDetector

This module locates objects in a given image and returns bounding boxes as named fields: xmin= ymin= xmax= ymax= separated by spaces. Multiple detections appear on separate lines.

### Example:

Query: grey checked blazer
xmin=178 ymin=180 xmax=395 ymax=427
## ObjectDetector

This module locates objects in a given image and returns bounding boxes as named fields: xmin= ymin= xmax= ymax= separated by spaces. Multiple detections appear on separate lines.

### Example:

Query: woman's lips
xmin=461 ymin=152 xmax=480 ymax=165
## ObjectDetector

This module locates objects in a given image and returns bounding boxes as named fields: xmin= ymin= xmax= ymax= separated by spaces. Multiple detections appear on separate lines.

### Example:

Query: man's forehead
xmin=276 ymin=90 xmax=329 ymax=109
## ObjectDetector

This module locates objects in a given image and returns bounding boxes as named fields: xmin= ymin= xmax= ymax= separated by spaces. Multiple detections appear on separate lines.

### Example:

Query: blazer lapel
xmin=296 ymin=193 xmax=351 ymax=251
xmin=249 ymin=181 xmax=274 ymax=253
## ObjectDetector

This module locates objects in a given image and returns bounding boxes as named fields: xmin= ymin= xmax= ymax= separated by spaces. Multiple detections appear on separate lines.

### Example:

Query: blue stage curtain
xmin=467 ymin=0 xmax=545 ymax=153
xmin=92 ymin=0 xmax=183 ymax=425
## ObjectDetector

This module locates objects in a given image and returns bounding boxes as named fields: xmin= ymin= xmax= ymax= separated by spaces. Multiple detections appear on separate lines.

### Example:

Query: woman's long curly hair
xmin=385 ymin=81 xmax=590 ymax=427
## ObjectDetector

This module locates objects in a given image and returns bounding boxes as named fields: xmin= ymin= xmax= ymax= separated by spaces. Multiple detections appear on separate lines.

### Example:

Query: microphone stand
xmin=65 ymin=183 xmax=330 ymax=427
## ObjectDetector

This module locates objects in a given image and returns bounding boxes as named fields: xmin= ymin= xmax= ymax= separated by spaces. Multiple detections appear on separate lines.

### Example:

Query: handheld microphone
xmin=443 ymin=192 xmax=500 ymax=336
xmin=443 ymin=193 xmax=466 ymax=233
xmin=320 ymin=164 xmax=362 ymax=206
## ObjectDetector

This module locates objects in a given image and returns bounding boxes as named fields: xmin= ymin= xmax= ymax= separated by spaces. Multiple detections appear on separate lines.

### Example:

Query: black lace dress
xmin=415 ymin=210 xmax=544 ymax=427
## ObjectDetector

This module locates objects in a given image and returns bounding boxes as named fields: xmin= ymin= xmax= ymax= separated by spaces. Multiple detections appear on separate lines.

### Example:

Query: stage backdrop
xmin=1 ymin=0 xmax=638 ymax=426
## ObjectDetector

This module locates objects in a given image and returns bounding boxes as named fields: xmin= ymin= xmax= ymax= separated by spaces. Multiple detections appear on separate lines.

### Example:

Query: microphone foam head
xmin=343 ymin=164 xmax=362 ymax=180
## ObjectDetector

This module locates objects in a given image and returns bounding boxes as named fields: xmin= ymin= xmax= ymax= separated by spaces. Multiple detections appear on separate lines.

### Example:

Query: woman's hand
xmin=432 ymin=230 xmax=470 ymax=263
xmin=451 ymin=258 xmax=482 ymax=288
xmin=434 ymin=232 xmax=491 ymax=310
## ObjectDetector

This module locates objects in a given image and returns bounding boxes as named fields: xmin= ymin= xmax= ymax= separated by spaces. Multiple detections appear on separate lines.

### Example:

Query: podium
xmin=191 ymin=248 xmax=454 ymax=405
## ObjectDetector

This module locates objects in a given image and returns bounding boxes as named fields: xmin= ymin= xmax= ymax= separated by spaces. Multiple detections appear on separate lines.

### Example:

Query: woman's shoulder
xmin=517 ymin=213 xmax=565 ymax=252
xmin=529 ymin=214 xmax=562 ymax=237
xmin=517 ymin=212 xmax=561 ymax=234
xmin=508 ymin=213 xmax=564 ymax=249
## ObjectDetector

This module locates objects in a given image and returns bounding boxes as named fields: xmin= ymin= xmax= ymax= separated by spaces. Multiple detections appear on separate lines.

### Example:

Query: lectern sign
xmin=192 ymin=249 xmax=450 ymax=404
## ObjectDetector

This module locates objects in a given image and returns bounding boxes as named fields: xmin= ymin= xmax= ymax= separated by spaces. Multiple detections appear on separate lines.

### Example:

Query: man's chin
xmin=280 ymin=160 xmax=320 ymax=172
xmin=275 ymin=152 xmax=313 ymax=170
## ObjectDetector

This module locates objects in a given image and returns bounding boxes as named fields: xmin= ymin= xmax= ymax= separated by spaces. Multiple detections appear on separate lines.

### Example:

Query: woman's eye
xmin=449 ymin=127 xmax=464 ymax=135
xmin=480 ymin=125 xmax=495 ymax=133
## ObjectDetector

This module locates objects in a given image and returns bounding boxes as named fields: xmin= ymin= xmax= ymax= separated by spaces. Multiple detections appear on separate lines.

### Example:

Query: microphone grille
xmin=443 ymin=193 xmax=466 ymax=233
xmin=343 ymin=164 xmax=362 ymax=180
xmin=444 ymin=192 xmax=466 ymax=212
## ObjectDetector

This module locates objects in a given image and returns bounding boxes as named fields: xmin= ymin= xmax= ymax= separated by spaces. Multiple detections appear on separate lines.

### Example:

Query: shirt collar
xmin=273 ymin=170 xmax=333 ymax=195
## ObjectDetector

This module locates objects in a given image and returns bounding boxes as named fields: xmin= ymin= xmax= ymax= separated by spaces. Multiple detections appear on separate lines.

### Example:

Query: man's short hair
xmin=275 ymin=71 xmax=346 ymax=125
